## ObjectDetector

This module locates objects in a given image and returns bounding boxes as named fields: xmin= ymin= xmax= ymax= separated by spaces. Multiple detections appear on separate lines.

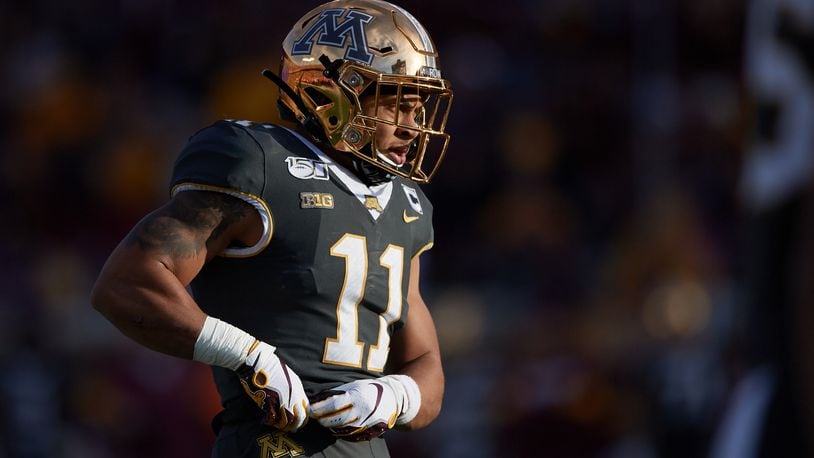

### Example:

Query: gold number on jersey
xmin=323 ymin=234 xmax=404 ymax=371
xmin=368 ymin=244 xmax=404 ymax=371
xmin=324 ymin=234 xmax=367 ymax=367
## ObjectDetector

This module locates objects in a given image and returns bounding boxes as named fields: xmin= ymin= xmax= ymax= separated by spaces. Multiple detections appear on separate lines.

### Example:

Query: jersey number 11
xmin=323 ymin=234 xmax=404 ymax=372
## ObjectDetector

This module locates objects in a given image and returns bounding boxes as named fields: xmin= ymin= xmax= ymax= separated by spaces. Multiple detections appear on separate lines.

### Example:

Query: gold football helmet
xmin=270 ymin=0 xmax=453 ymax=183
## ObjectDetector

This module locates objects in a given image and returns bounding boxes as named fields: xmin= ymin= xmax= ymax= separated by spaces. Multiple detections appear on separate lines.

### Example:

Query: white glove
xmin=193 ymin=316 xmax=309 ymax=431
xmin=238 ymin=341 xmax=309 ymax=431
xmin=310 ymin=375 xmax=421 ymax=441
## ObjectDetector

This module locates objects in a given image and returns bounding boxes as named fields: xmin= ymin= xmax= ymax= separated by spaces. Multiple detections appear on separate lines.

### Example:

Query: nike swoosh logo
xmin=403 ymin=210 xmax=420 ymax=223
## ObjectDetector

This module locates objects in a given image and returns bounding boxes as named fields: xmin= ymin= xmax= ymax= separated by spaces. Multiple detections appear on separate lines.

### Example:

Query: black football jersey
xmin=170 ymin=120 xmax=434 ymax=408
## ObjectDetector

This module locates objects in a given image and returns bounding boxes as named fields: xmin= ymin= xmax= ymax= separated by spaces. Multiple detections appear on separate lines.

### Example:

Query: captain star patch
xmin=401 ymin=184 xmax=423 ymax=214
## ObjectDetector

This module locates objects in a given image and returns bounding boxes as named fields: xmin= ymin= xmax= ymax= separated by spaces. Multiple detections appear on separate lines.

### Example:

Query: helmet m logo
xmin=292 ymin=8 xmax=374 ymax=65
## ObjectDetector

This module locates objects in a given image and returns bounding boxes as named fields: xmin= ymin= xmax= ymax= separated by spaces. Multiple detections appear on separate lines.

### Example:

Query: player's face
xmin=361 ymin=94 xmax=423 ymax=167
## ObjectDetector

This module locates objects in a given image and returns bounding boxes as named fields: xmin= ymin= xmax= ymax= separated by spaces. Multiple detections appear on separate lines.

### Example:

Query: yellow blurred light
xmin=642 ymin=279 xmax=711 ymax=339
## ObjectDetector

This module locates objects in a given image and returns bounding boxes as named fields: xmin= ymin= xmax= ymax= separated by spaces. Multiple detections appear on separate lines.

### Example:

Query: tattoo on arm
xmin=126 ymin=191 xmax=250 ymax=258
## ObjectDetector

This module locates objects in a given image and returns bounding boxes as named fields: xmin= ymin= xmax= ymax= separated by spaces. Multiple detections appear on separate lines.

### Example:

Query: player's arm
xmin=90 ymin=190 xmax=257 ymax=357
xmin=386 ymin=254 xmax=444 ymax=430
xmin=91 ymin=190 xmax=309 ymax=431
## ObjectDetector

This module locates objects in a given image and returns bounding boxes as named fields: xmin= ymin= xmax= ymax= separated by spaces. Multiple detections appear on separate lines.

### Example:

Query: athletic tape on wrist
xmin=193 ymin=316 xmax=256 ymax=370
xmin=385 ymin=374 xmax=422 ymax=425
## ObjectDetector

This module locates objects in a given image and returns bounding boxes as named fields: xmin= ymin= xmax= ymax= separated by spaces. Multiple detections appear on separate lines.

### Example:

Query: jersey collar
xmin=282 ymin=127 xmax=394 ymax=220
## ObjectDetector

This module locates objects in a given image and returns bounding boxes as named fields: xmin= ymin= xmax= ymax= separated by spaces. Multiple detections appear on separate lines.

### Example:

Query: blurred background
xmin=2 ymin=0 xmax=814 ymax=457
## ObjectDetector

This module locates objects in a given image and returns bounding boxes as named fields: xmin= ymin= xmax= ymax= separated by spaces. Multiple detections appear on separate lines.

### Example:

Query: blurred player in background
xmin=91 ymin=0 xmax=452 ymax=456
xmin=711 ymin=0 xmax=814 ymax=456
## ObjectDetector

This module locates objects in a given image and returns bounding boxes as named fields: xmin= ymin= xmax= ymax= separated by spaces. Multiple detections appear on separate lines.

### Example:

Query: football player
xmin=90 ymin=0 xmax=452 ymax=456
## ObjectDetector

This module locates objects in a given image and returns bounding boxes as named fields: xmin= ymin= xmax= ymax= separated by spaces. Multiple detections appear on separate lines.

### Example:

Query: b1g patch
xmin=256 ymin=431 xmax=304 ymax=458
xmin=286 ymin=157 xmax=329 ymax=180
xmin=300 ymin=192 xmax=334 ymax=209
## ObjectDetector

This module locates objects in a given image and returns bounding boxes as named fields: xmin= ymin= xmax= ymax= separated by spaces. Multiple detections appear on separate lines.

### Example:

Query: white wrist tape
xmin=384 ymin=374 xmax=422 ymax=425
xmin=193 ymin=316 xmax=257 ymax=371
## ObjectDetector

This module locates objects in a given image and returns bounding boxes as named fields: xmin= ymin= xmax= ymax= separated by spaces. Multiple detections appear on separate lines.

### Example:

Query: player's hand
xmin=309 ymin=375 xmax=418 ymax=441
xmin=237 ymin=341 xmax=309 ymax=432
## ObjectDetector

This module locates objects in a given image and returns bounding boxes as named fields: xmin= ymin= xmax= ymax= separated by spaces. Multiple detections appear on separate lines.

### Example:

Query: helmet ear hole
xmin=328 ymin=116 xmax=338 ymax=126
xmin=303 ymin=87 xmax=333 ymax=108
